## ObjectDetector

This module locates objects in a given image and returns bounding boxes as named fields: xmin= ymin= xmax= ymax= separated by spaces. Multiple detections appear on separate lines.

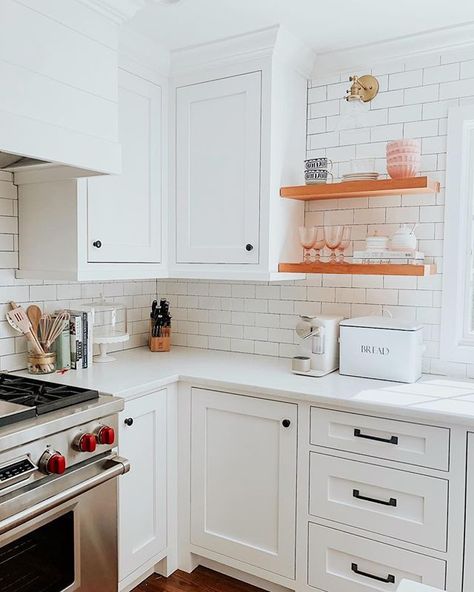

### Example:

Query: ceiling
xmin=131 ymin=0 xmax=474 ymax=55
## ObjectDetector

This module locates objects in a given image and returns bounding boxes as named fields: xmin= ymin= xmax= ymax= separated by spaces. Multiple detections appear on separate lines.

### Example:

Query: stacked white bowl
xmin=386 ymin=139 xmax=421 ymax=179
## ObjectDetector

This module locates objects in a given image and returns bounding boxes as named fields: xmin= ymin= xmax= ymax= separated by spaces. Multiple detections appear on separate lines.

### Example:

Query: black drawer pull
xmin=124 ymin=418 xmax=134 ymax=426
xmin=354 ymin=428 xmax=398 ymax=445
xmin=353 ymin=489 xmax=397 ymax=507
xmin=351 ymin=563 xmax=395 ymax=584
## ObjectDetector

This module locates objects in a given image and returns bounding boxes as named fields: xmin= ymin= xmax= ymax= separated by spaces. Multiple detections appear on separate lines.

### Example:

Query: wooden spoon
xmin=27 ymin=305 xmax=42 ymax=337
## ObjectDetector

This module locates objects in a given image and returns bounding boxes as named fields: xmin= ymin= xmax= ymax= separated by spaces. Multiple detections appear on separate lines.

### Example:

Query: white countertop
xmin=16 ymin=346 xmax=474 ymax=426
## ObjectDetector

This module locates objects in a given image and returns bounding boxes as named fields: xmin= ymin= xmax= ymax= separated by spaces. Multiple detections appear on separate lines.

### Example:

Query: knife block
xmin=148 ymin=321 xmax=171 ymax=352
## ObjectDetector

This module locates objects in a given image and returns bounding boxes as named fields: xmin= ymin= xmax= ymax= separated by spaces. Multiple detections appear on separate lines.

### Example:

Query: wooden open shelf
xmin=280 ymin=176 xmax=440 ymax=201
xmin=278 ymin=262 xmax=437 ymax=276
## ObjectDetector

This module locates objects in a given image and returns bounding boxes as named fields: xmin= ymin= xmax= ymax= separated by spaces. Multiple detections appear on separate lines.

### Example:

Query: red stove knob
xmin=96 ymin=426 xmax=115 ymax=446
xmin=40 ymin=451 xmax=66 ymax=475
xmin=73 ymin=432 xmax=97 ymax=453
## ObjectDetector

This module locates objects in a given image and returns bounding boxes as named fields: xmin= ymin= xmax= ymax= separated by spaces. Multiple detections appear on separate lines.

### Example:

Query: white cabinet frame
xmin=441 ymin=105 xmax=474 ymax=363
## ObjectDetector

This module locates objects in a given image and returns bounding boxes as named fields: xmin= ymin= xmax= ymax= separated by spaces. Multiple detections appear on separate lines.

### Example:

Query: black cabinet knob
xmin=245 ymin=244 xmax=254 ymax=251
xmin=282 ymin=419 xmax=291 ymax=428
xmin=93 ymin=240 xmax=102 ymax=248
xmin=124 ymin=418 xmax=134 ymax=426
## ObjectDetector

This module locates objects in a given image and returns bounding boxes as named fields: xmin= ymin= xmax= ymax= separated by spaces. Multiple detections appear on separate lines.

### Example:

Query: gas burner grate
xmin=0 ymin=374 xmax=99 ymax=415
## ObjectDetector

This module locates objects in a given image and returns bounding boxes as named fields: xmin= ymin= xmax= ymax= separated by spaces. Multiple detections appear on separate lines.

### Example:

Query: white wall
xmin=159 ymin=45 xmax=474 ymax=378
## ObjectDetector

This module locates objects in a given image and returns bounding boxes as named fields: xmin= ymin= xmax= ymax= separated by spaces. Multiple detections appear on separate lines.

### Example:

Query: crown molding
xmin=77 ymin=0 xmax=148 ymax=24
xmin=120 ymin=25 xmax=170 ymax=79
xmin=170 ymin=25 xmax=316 ymax=78
xmin=312 ymin=21 xmax=474 ymax=77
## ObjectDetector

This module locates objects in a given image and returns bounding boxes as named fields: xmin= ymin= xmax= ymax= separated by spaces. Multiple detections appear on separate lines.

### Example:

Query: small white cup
xmin=292 ymin=356 xmax=311 ymax=373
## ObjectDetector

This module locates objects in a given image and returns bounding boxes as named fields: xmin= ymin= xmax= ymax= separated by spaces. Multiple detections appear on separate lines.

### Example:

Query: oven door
xmin=0 ymin=454 xmax=129 ymax=592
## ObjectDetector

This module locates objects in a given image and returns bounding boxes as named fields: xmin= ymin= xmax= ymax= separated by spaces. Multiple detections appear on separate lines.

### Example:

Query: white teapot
xmin=390 ymin=224 xmax=417 ymax=252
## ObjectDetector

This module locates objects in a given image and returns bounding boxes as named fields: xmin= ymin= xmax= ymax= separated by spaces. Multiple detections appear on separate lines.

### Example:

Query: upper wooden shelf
xmin=280 ymin=176 xmax=440 ymax=201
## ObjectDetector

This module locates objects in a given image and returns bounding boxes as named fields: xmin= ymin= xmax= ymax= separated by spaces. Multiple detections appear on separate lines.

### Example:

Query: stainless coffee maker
xmin=292 ymin=314 xmax=343 ymax=377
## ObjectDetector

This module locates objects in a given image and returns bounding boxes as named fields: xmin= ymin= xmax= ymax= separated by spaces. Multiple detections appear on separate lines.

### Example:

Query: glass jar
xmin=83 ymin=299 xmax=128 ymax=340
xmin=28 ymin=351 xmax=56 ymax=375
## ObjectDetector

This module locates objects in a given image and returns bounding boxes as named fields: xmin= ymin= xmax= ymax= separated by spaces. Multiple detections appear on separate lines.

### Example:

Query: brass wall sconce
xmin=345 ymin=74 xmax=379 ymax=103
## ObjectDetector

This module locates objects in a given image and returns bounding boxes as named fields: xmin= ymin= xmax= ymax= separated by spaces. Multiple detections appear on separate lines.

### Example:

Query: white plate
xmin=343 ymin=172 xmax=378 ymax=178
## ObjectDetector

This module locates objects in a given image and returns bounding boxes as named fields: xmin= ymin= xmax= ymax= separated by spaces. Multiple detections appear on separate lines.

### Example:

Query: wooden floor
xmin=132 ymin=566 xmax=265 ymax=592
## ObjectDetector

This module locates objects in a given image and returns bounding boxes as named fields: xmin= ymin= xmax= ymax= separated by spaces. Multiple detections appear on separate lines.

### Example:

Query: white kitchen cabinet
xmin=17 ymin=66 xmax=167 ymax=281
xmin=118 ymin=390 xmax=167 ymax=584
xmin=87 ymin=69 xmax=163 ymax=264
xmin=309 ymin=453 xmax=448 ymax=551
xmin=464 ymin=433 xmax=474 ymax=591
xmin=308 ymin=524 xmax=446 ymax=592
xmin=190 ymin=387 xmax=297 ymax=579
xmin=175 ymin=72 xmax=261 ymax=265
xmin=169 ymin=27 xmax=313 ymax=280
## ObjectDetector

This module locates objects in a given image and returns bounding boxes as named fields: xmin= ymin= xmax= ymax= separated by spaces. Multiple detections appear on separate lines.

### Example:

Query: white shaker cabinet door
xmin=118 ymin=390 xmax=167 ymax=582
xmin=176 ymin=72 xmax=261 ymax=264
xmin=88 ymin=69 xmax=163 ymax=263
xmin=190 ymin=388 xmax=297 ymax=578
xmin=465 ymin=433 xmax=474 ymax=591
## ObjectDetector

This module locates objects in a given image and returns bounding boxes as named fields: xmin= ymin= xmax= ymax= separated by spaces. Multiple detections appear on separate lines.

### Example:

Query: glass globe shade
xmin=336 ymin=96 xmax=368 ymax=132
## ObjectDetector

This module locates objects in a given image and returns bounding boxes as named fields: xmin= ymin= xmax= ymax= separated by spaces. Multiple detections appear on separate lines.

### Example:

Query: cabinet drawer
xmin=308 ymin=524 xmax=446 ymax=592
xmin=309 ymin=453 xmax=448 ymax=551
xmin=310 ymin=407 xmax=449 ymax=470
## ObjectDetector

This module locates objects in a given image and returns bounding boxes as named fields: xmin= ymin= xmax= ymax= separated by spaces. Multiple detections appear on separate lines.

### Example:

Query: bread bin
xmin=339 ymin=316 xmax=424 ymax=383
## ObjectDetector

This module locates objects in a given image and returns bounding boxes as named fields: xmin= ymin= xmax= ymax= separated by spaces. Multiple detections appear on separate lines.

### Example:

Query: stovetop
xmin=0 ymin=374 xmax=99 ymax=427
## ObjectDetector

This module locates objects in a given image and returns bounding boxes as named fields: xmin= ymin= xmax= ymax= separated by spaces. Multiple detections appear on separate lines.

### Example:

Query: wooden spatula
xmin=7 ymin=307 xmax=44 ymax=354
xmin=27 ymin=305 xmax=42 ymax=337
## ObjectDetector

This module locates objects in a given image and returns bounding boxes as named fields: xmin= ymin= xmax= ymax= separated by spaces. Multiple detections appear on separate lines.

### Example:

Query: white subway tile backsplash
xmin=371 ymin=123 xmax=403 ymax=142
xmin=404 ymin=119 xmax=439 ymax=138
xmin=386 ymin=206 xmax=420 ymax=223
xmin=309 ymin=100 xmax=340 ymax=118
xmin=440 ymin=77 xmax=474 ymax=99
xmin=307 ymin=118 xmax=326 ymax=135
xmin=461 ymin=60 xmax=474 ymax=79
xmin=389 ymin=69 xmax=423 ymax=90
xmin=308 ymin=85 xmax=327 ymax=103
xmin=423 ymin=63 xmax=460 ymax=85
xmin=309 ymin=131 xmax=339 ymax=150
xmin=404 ymin=84 xmax=439 ymax=104
xmin=388 ymin=104 xmax=422 ymax=123
xmin=372 ymin=90 xmax=404 ymax=109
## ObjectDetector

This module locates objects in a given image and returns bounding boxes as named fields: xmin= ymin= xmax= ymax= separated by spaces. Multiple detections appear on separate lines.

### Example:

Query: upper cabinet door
xmin=87 ymin=69 xmax=162 ymax=263
xmin=176 ymin=72 xmax=261 ymax=264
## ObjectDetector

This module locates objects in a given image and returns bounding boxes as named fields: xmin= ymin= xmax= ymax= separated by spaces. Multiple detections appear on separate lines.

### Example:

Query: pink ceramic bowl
xmin=387 ymin=163 xmax=420 ymax=179
xmin=387 ymin=154 xmax=421 ymax=166
xmin=387 ymin=139 xmax=421 ymax=152
xmin=387 ymin=147 xmax=421 ymax=157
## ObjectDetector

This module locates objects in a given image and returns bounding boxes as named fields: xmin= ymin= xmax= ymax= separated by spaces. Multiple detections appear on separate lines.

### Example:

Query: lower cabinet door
xmin=118 ymin=390 xmax=167 ymax=581
xmin=190 ymin=388 xmax=297 ymax=579
xmin=464 ymin=433 xmax=474 ymax=591
xmin=308 ymin=523 xmax=446 ymax=592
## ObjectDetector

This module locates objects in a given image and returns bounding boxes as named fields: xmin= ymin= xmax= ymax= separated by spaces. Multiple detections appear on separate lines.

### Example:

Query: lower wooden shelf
xmin=278 ymin=262 xmax=437 ymax=276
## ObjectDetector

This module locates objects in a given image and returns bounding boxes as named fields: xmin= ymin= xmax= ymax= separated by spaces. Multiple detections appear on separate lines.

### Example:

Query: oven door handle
xmin=0 ymin=455 xmax=130 ymax=535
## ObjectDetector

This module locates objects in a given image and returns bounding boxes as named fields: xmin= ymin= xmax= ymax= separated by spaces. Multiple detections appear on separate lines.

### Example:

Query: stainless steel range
xmin=0 ymin=373 xmax=129 ymax=592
